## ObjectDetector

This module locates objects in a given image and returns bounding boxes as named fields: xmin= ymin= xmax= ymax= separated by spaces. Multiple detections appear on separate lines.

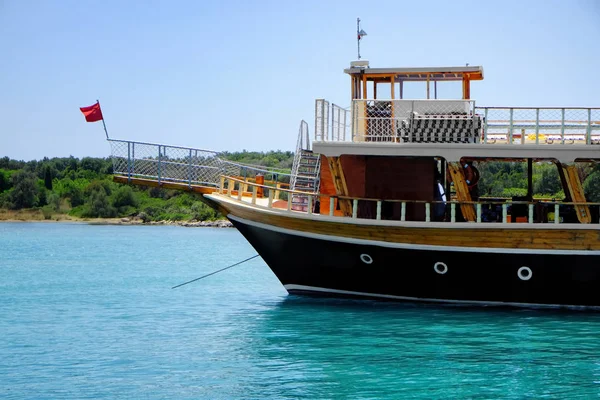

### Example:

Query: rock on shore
xmin=178 ymin=220 xmax=233 ymax=228
xmin=94 ymin=218 xmax=234 ymax=227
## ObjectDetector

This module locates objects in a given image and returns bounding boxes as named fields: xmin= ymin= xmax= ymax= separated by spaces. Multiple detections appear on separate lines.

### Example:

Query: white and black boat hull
xmin=231 ymin=215 xmax=600 ymax=310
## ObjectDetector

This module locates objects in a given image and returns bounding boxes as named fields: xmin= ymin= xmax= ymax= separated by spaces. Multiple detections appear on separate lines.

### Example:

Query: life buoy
xmin=463 ymin=163 xmax=480 ymax=189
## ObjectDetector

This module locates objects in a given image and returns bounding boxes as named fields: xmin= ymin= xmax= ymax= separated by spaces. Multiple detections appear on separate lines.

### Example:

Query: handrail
xmin=220 ymin=176 xmax=600 ymax=225
xmin=109 ymin=139 xmax=294 ymax=188
xmin=290 ymin=120 xmax=309 ymax=191
xmin=108 ymin=138 xmax=219 ymax=154
xmin=313 ymin=100 xmax=600 ymax=146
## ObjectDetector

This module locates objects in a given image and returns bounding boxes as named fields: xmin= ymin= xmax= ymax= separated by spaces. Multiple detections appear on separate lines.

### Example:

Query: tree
xmin=584 ymin=171 xmax=600 ymax=202
xmin=84 ymin=181 xmax=116 ymax=218
xmin=112 ymin=186 xmax=139 ymax=208
xmin=43 ymin=165 xmax=53 ymax=190
xmin=0 ymin=169 xmax=10 ymax=193
xmin=8 ymin=171 xmax=39 ymax=209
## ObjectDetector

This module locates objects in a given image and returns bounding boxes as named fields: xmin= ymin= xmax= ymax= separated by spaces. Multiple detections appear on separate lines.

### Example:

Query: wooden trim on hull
xmin=229 ymin=214 xmax=600 ymax=255
xmin=204 ymin=194 xmax=600 ymax=252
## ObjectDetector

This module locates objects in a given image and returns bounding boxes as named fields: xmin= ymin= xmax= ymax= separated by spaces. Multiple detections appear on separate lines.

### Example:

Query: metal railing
xmin=290 ymin=120 xmax=310 ymax=191
xmin=352 ymin=99 xmax=477 ymax=142
xmin=109 ymin=139 xmax=293 ymax=187
xmin=314 ymin=99 xmax=351 ymax=142
xmin=331 ymin=103 xmax=350 ymax=141
xmin=219 ymin=176 xmax=600 ymax=225
xmin=314 ymin=99 xmax=330 ymax=142
xmin=313 ymin=100 xmax=600 ymax=146
xmin=478 ymin=107 xmax=600 ymax=145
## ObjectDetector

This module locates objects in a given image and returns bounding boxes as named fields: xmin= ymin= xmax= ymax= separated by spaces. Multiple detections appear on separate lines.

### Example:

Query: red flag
xmin=80 ymin=102 xmax=103 ymax=122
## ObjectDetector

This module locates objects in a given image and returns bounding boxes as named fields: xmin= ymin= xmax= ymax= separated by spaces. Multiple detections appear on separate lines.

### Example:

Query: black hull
xmin=230 ymin=216 xmax=600 ymax=310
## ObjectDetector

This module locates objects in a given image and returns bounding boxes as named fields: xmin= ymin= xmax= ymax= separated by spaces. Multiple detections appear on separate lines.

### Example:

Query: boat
xmin=106 ymin=59 xmax=600 ymax=310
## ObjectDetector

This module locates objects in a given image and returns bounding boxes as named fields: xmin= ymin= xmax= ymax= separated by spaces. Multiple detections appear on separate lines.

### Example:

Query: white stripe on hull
xmin=284 ymin=284 xmax=600 ymax=311
xmin=228 ymin=214 xmax=600 ymax=256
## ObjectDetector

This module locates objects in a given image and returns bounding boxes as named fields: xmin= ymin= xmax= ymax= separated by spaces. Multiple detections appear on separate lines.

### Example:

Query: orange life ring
xmin=463 ymin=163 xmax=480 ymax=189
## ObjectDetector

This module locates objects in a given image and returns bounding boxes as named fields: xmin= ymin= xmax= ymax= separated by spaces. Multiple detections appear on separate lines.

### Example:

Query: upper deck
xmin=312 ymin=62 xmax=600 ymax=162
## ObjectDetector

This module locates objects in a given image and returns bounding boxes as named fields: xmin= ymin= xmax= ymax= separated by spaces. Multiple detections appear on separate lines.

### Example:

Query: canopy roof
xmin=344 ymin=65 xmax=484 ymax=81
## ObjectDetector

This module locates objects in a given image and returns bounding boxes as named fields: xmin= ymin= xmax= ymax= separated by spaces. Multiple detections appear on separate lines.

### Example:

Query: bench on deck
xmin=399 ymin=112 xmax=482 ymax=143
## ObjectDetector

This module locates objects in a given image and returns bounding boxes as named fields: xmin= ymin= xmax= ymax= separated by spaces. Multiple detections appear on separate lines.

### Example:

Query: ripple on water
xmin=1 ymin=223 xmax=600 ymax=399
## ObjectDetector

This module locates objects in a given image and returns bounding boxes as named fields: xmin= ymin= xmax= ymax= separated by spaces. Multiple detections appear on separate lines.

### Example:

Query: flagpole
xmin=97 ymin=99 xmax=109 ymax=139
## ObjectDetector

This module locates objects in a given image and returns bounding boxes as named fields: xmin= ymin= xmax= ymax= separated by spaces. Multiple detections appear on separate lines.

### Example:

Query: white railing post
xmin=450 ymin=203 xmax=456 ymax=222
xmin=586 ymin=108 xmax=592 ymax=145
xmin=157 ymin=145 xmax=162 ymax=183
xmin=315 ymin=99 xmax=320 ymax=142
xmin=509 ymin=108 xmax=514 ymax=144
xmin=376 ymin=200 xmax=382 ymax=220
xmin=188 ymin=149 xmax=193 ymax=188
xmin=425 ymin=203 xmax=430 ymax=222
xmin=484 ymin=108 xmax=489 ymax=144
xmin=561 ymin=108 xmax=565 ymax=144
xmin=401 ymin=202 xmax=406 ymax=222
xmin=131 ymin=142 xmax=135 ymax=180
xmin=528 ymin=204 xmax=534 ymax=223
xmin=470 ymin=101 xmax=476 ymax=140
xmin=554 ymin=204 xmax=560 ymax=223
xmin=227 ymin=179 xmax=234 ymax=198
xmin=127 ymin=141 xmax=131 ymax=181
xmin=268 ymin=190 xmax=274 ymax=208
xmin=477 ymin=203 xmax=482 ymax=223
xmin=352 ymin=199 xmax=358 ymax=219
xmin=329 ymin=197 xmax=334 ymax=216
xmin=308 ymin=195 xmax=313 ymax=215
xmin=343 ymin=105 xmax=348 ymax=141
xmin=535 ymin=108 xmax=540 ymax=145
xmin=287 ymin=195 xmax=292 ymax=211
xmin=502 ymin=203 xmax=508 ymax=223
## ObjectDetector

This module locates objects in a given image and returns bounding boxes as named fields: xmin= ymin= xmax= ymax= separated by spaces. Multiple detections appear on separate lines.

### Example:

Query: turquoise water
xmin=1 ymin=222 xmax=600 ymax=399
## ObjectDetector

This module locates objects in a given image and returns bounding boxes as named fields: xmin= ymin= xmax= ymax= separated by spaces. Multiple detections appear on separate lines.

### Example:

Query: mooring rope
xmin=171 ymin=254 xmax=260 ymax=289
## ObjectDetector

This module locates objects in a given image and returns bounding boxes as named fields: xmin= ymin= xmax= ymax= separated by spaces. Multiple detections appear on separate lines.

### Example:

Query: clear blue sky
xmin=1 ymin=0 xmax=599 ymax=161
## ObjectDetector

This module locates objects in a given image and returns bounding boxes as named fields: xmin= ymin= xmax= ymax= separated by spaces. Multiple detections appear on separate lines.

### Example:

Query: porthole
xmin=434 ymin=262 xmax=448 ymax=275
xmin=360 ymin=254 xmax=373 ymax=264
xmin=518 ymin=266 xmax=532 ymax=281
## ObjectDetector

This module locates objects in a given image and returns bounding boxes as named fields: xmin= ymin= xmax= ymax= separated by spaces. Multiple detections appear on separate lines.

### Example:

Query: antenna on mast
xmin=357 ymin=18 xmax=367 ymax=60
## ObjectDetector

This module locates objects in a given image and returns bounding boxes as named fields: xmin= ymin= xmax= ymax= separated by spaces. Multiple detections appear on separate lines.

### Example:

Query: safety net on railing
xmin=109 ymin=139 xmax=292 ymax=187
xmin=314 ymin=99 xmax=600 ymax=145
xmin=352 ymin=100 xmax=478 ymax=143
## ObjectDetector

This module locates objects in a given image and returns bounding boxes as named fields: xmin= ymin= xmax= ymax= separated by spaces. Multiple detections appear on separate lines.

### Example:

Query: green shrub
xmin=41 ymin=205 xmax=54 ymax=220
xmin=112 ymin=186 xmax=139 ymax=208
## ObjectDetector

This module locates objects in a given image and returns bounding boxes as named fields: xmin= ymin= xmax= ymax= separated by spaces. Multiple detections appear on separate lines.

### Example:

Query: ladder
xmin=290 ymin=121 xmax=321 ymax=212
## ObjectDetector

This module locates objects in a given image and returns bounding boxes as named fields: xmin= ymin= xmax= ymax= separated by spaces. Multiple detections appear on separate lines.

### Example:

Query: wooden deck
xmin=112 ymin=176 xmax=219 ymax=195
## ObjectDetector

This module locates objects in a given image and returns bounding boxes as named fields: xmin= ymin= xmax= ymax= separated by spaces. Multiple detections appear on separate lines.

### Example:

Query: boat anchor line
xmin=283 ymin=284 xmax=600 ymax=310
xmin=226 ymin=214 xmax=600 ymax=256
xmin=171 ymin=254 xmax=260 ymax=289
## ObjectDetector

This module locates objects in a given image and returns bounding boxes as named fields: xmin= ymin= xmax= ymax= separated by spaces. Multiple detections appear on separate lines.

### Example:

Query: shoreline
xmin=0 ymin=211 xmax=233 ymax=228
xmin=0 ymin=218 xmax=234 ymax=227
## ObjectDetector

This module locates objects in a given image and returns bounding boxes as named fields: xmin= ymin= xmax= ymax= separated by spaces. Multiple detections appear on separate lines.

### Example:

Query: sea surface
xmin=1 ymin=222 xmax=600 ymax=399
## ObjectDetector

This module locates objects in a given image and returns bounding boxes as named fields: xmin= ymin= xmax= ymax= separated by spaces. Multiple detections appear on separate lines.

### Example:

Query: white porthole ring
xmin=518 ymin=266 xmax=532 ymax=281
xmin=434 ymin=262 xmax=448 ymax=275
xmin=360 ymin=254 xmax=373 ymax=264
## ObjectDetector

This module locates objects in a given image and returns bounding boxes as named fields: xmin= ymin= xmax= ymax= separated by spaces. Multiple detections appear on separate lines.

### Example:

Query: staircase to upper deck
xmin=290 ymin=120 xmax=321 ymax=211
